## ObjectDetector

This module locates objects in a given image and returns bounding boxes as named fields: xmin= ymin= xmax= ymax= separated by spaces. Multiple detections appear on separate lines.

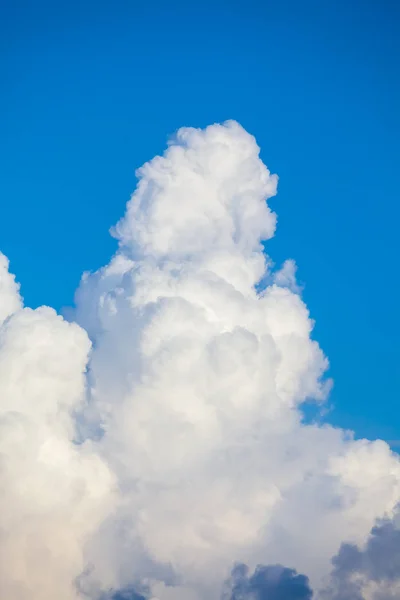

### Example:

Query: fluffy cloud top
xmin=0 ymin=121 xmax=399 ymax=600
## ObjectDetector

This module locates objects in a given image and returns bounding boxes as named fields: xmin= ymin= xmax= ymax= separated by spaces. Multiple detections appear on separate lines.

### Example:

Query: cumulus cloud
xmin=0 ymin=121 xmax=399 ymax=600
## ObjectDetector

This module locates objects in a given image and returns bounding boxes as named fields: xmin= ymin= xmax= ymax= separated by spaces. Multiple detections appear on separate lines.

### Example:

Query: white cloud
xmin=0 ymin=297 xmax=115 ymax=599
xmin=273 ymin=259 xmax=302 ymax=294
xmin=0 ymin=253 xmax=22 ymax=323
xmin=1 ymin=121 xmax=399 ymax=600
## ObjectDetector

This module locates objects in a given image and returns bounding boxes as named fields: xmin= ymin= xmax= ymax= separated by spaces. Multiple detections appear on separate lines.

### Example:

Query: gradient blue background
xmin=1 ymin=0 xmax=399 ymax=444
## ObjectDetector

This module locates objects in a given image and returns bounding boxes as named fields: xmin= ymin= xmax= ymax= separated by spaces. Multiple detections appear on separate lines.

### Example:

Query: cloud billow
xmin=320 ymin=509 xmax=400 ymax=600
xmin=0 ymin=121 xmax=399 ymax=600
xmin=223 ymin=563 xmax=313 ymax=600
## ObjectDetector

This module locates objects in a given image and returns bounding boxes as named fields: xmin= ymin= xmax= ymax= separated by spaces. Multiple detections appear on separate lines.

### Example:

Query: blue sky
xmin=1 ymin=0 xmax=399 ymax=443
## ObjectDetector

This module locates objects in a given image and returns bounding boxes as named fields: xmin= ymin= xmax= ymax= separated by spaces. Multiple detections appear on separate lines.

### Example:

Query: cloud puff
xmin=222 ymin=563 xmax=313 ymax=600
xmin=0 ymin=265 xmax=115 ymax=599
xmin=0 ymin=253 xmax=22 ymax=322
xmin=106 ymin=587 xmax=148 ymax=600
xmin=320 ymin=509 xmax=400 ymax=600
xmin=1 ymin=121 xmax=399 ymax=600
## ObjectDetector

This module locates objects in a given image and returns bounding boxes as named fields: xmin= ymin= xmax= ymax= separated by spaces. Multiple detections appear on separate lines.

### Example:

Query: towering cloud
xmin=0 ymin=121 xmax=399 ymax=600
